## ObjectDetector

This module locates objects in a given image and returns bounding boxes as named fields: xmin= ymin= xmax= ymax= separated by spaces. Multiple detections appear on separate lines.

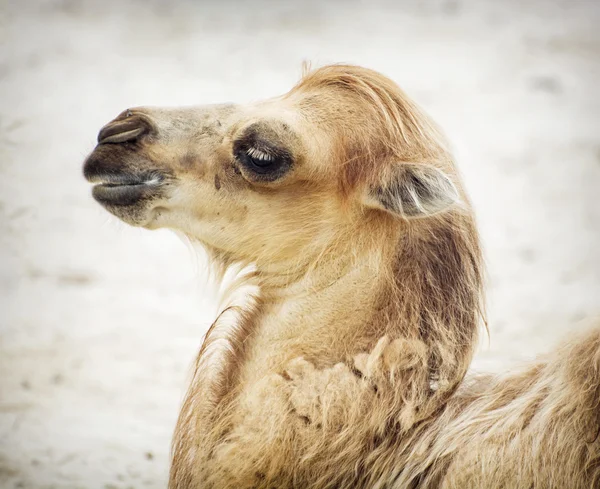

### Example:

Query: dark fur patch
xmin=181 ymin=152 xmax=199 ymax=168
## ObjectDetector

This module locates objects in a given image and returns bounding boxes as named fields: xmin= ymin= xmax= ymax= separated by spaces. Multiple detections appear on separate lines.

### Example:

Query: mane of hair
xmin=291 ymin=64 xmax=452 ymax=191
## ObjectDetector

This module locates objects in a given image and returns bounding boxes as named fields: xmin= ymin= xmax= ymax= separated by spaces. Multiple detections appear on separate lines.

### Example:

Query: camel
xmin=83 ymin=64 xmax=600 ymax=489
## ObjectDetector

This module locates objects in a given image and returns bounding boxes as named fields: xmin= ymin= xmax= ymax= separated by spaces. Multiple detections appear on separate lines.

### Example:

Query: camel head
xmin=84 ymin=65 xmax=484 ymax=417
xmin=83 ymin=65 xmax=463 ymax=276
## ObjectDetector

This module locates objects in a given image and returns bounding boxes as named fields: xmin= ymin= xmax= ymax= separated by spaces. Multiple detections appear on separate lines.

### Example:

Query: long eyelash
xmin=246 ymin=147 xmax=274 ymax=161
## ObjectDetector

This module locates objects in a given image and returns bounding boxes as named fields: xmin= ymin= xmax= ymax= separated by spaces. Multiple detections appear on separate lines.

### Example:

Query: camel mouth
xmin=90 ymin=173 xmax=164 ymax=207
xmin=83 ymin=145 xmax=168 ymax=208
xmin=85 ymin=162 xmax=166 ymax=206
xmin=87 ymin=171 xmax=162 ymax=186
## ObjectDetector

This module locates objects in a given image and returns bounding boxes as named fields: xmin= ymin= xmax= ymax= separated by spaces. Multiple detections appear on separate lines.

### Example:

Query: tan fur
xmin=84 ymin=64 xmax=600 ymax=488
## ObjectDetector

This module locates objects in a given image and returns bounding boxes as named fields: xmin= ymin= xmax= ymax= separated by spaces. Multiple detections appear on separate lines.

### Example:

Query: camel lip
xmin=91 ymin=180 xmax=161 ymax=207
xmin=88 ymin=172 xmax=165 ymax=207
xmin=90 ymin=175 xmax=163 ymax=188
xmin=84 ymin=169 xmax=163 ymax=187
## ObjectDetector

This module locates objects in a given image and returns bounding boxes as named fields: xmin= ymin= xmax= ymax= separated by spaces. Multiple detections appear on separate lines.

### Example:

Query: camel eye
xmin=236 ymin=146 xmax=281 ymax=175
xmin=245 ymin=147 xmax=277 ymax=170
xmin=232 ymin=122 xmax=294 ymax=182
xmin=234 ymin=143 xmax=292 ymax=182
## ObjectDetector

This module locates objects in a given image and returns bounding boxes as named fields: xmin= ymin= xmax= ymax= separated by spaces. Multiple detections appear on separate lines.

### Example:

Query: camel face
xmin=83 ymin=96 xmax=355 ymax=267
xmin=84 ymin=67 xmax=460 ymax=269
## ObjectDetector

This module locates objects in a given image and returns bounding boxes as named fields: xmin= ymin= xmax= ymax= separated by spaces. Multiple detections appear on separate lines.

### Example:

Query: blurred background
xmin=1 ymin=0 xmax=598 ymax=487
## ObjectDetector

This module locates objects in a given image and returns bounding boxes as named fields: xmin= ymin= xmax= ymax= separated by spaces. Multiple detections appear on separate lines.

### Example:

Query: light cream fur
xmin=85 ymin=64 xmax=600 ymax=489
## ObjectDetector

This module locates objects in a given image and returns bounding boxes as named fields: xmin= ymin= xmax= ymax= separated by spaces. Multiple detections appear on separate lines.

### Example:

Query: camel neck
xmin=238 ymin=253 xmax=386 ymax=384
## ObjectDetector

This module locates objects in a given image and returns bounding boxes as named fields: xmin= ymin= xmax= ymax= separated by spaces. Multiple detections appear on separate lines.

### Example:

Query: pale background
xmin=1 ymin=0 xmax=599 ymax=487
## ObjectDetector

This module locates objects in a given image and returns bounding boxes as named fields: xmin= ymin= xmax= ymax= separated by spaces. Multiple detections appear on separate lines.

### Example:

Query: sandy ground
xmin=0 ymin=0 xmax=599 ymax=487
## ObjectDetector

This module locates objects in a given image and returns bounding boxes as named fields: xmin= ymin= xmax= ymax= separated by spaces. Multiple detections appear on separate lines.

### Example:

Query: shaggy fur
xmin=84 ymin=64 xmax=600 ymax=489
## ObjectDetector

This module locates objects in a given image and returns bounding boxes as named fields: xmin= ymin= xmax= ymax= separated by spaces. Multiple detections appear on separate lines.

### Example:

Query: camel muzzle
xmin=83 ymin=109 xmax=169 ymax=222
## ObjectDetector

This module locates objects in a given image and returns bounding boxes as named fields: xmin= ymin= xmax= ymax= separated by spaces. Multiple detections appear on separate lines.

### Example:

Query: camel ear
xmin=365 ymin=163 xmax=459 ymax=218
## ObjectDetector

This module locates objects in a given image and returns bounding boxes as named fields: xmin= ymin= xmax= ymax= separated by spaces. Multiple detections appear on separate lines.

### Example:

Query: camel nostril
xmin=97 ymin=118 xmax=150 ymax=144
